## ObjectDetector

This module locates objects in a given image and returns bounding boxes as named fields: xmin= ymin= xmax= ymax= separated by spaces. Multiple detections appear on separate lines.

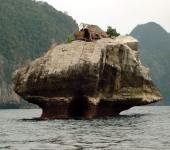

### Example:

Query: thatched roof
xmin=74 ymin=23 xmax=108 ymax=40
xmin=84 ymin=24 xmax=108 ymax=38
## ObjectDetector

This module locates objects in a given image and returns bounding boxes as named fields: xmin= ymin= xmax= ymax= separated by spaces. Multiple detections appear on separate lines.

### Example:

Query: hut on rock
xmin=74 ymin=23 xmax=108 ymax=41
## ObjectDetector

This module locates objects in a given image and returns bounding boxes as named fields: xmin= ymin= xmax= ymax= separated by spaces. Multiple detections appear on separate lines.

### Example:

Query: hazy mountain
xmin=130 ymin=22 xmax=170 ymax=105
xmin=0 ymin=0 xmax=78 ymax=108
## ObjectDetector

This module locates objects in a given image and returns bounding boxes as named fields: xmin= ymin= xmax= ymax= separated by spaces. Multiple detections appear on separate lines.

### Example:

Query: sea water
xmin=0 ymin=106 xmax=170 ymax=150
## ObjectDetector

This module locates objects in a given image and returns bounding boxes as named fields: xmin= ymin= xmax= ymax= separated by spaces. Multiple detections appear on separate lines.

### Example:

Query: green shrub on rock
xmin=106 ymin=26 xmax=120 ymax=37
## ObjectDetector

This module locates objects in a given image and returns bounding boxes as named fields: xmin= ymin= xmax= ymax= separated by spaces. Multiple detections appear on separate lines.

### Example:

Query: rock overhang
xmin=12 ymin=36 xmax=162 ymax=119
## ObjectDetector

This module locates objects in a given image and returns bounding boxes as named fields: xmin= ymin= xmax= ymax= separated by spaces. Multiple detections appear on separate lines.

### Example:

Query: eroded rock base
xmin=39 ymin=103 xmax=131 ymax=119
xmin=27 ymin=96 xmax=134 ymax=119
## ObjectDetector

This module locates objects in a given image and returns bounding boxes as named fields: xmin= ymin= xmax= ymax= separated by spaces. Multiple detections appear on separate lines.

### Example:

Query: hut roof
xmin=80 ymin=23 xmax=108 ymax=38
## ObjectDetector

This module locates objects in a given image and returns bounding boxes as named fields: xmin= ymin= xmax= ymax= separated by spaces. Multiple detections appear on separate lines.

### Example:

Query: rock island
xmin=12 ymin=24 xmax=162 ymax=119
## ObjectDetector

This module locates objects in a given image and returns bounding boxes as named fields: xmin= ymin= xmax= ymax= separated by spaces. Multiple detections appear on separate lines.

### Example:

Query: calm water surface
xmin=0 ymin=106 xmax=170 ymax=150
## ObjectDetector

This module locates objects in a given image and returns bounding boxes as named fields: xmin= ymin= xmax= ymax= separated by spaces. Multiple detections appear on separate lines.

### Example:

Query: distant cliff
xmin=13 ymin=36 xmax=162 ymax=119
xmin=0 ymin=0 xmax=78 ymax=108
xmin=130 ymin=22 xmax=170 ymax=105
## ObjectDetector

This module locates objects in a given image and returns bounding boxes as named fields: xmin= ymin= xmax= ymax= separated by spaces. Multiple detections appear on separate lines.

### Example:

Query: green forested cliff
xmin=130 ymin=22 xmax=170 ymax=105
xmin=0 ymin=0 xmax=78 ymax=108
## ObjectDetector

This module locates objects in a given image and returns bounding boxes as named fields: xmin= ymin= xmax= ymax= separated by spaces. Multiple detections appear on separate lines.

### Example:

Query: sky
xmin=38 ymin=0 xmax=170 ymax=35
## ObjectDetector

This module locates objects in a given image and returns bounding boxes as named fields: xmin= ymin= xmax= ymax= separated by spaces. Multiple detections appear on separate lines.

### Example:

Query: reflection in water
xmin=0 ymin=107 xmax=170 ymax=150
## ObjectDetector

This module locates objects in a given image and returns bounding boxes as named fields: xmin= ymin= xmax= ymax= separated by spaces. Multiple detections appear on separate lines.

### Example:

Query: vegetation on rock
xmin=106 ymin=26 xmax=120 ymax=37
xmin=67 ymin=36 xmax=72 ymax=43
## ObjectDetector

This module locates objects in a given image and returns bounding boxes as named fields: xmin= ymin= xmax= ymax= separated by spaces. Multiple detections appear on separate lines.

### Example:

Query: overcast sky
xmin=38 ymin=0 xmax=170 ymax=35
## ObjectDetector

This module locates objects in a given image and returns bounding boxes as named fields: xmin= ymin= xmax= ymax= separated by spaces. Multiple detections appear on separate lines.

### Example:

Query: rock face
xmin=12 ymin=36 xmax=162 ymax=119
xmin=0 ymin=55 xmax=20 ymax=108
xmin=0 ymin=82 xmax=20 ymax=108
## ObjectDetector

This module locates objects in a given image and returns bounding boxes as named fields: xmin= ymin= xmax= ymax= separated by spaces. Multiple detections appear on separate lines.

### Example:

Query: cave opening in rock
xmin=69 ymin=90 xmax=88 ymax=118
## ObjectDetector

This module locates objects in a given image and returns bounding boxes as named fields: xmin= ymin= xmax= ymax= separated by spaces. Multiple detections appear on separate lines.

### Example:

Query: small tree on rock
xmin=67 ymin=36 xmax=72 ymax=43
xmin=106 ymin=26 xmax=120 ymax=37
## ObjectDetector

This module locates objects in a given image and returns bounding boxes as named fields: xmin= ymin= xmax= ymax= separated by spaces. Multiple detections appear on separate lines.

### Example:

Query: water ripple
xmin=0 ymin=107 xmax=170 ymax=150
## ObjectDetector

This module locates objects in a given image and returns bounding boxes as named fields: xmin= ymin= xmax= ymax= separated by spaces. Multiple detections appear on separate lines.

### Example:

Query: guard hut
xmin=74 ymin=23 xmax=108 ymax=41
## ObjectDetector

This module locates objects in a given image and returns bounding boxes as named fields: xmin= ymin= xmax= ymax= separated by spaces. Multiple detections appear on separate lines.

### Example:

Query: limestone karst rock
xmin=12 ymin=36 xmax=162 ymax=119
